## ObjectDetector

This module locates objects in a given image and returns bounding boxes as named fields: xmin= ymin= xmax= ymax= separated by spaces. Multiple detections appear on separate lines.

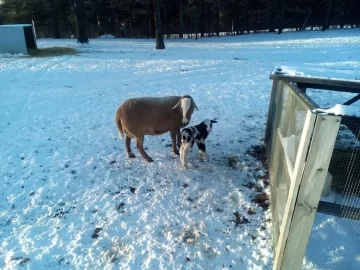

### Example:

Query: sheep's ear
xmin=172 ymin=99 xmax=182 ymax=110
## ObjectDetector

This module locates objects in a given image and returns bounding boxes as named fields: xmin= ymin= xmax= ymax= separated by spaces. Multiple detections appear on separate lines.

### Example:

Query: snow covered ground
xmin=1 ymin=28 xmax=360 ymax=269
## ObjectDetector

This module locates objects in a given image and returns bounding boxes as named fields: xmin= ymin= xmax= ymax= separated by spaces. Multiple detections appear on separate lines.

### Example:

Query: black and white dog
xmin=179 ymin=119 xmax=217 ymax=168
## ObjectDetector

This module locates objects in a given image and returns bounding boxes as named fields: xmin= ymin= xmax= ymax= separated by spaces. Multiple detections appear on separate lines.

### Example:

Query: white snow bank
xmin=99 ymin=34 xmax=115 ymax=39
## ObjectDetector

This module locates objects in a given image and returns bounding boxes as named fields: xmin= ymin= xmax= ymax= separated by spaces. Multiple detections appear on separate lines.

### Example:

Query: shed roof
xmin=0 ymin=24 xmax=33 ymax=28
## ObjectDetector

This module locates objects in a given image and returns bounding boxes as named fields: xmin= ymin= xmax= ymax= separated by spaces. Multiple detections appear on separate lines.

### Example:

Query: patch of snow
xmin=314 ymin=104 xmax=360 ymax=117
xmin=0 ymin=24 xmax=33 ymax=28
xmin=99 ymin=34 xmax=115 ymax=39
xmin=0 ymin=52 xmax=27 ymax=58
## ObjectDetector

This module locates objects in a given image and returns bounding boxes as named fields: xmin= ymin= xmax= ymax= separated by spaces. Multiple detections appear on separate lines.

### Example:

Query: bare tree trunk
xmin=269 ymin=4 xmax=275 ymax=32
xmin=200 ymin=0 xmax=205 ymax=37
xmin=195 ymin=18 xmax=198 ymax=40
xmin=96 ymin=14 xmax=102 ymax=37
xmin=70 ymin=0 xmax=89 ymax=43
xmin=245 ymin=10 xmax=250 ymax=33
xmin=50 ymin=0 xmax=61 ymax=38
xmin=216 ymin=7 xmax=220 ymax=36
xmin=153 ymin=0 xmax=165 ymax=49
xmin=228 ymin=1 xmax=232 ymax=35
xmin=207 ymin=3 xmax=211 ymax=37
xmin=162 ymin=3 xmax=170 ymax=38
xmin=149 ymin=0 xmax=156 ymax=38
xmin=322 ymin=0 xmax=333 ymax=31
xmin=110 ymin=13 xmax=117 ymax=37
xmin=254 ymin=11 xmax=258 ymax=33
xmin=235 ymin=13 xmax=239 ymax=35
xmin=278 ymin=0 xmax=285 ymax=34
xmin=94 ymin=0 xmax=102 ymax=37
xmin=179 ymin=0 xmax=184 ymax=38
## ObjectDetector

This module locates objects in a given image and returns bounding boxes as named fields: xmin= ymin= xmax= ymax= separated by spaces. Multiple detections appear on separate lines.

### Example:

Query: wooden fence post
xmin=273 ymin=109 xmax=316 ymax=268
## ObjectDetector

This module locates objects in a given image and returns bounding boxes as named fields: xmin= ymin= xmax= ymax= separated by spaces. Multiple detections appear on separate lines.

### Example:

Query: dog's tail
xmin=115 ymin=113 xmax=124 ymax=139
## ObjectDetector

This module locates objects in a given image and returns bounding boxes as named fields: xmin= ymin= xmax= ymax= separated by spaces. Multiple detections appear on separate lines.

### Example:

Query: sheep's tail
xmin=115 ymin=114 xmax=124 ymax=139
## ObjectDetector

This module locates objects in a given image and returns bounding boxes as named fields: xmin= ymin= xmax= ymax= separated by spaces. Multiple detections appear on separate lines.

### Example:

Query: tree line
xmin=0 ymin=0 xmax=359 ymax=48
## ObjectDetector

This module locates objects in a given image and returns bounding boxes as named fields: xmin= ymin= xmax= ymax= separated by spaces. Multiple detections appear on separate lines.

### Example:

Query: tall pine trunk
xmin=50 ymin=0 xmax=60 ymax=38
xmin=153 ymin=0 xmax=165 ymax=49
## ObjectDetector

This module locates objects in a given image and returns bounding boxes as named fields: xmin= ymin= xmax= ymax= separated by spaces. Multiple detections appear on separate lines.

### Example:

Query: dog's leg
xmin=181 ymin=143 xmax=192 ymax=168
xmin=197 ymin=142 xmax=208 ymax=161
xmin=180 ymin=144 xmax=185 ymax=165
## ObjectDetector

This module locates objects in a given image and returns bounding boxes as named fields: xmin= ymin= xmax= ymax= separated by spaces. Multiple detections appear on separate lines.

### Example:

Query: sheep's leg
xmin=136 ymin=136 xmax=153 ymax=162
xmin=197 ymin=142 xmax=209 ymax=161
xmin=176 ymin=130 xmax=181 ymax=149
xmin=125 ymin=136 xmax=136 ymax=158
xmin=170 ymin=130 xmax=180 ymax=155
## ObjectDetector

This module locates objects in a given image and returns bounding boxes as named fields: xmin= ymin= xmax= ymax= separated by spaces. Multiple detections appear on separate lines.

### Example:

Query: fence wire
xmin=303 ymin=115 xmax=360 ymax=269
xmin=303 ymin=213 xmax=360 ymax=270
xmin=268 ymin=82 xmax=310 ymax=248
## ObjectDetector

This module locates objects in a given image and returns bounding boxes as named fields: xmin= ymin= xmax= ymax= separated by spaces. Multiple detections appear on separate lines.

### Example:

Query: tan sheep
xmin=114 ymin=95 xmax=198 ymax=162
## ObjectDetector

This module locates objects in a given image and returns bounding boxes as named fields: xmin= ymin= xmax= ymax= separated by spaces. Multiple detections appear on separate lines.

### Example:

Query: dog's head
xmin=203 ymin=118 xmax=217 ymax=133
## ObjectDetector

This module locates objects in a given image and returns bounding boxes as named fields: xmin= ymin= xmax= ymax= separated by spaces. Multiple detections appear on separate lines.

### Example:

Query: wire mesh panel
xmin=270 ymin=133 xmax=292 ymax=248
xmin=302 ymin=115 xmax=360 ymax=269
xmin=329 ymin=116 xmax=360 ymax=198
xmin=266 ymin=81 xmax=316 ymax=248
xmin=303 ymin=213 xmax=360 ymax=270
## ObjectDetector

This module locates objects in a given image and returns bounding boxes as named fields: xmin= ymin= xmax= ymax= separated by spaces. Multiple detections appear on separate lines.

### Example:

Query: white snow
xmin=0 ymin=24 xmax=33 ymax=28
xmin=314 ymin=104 xmax=360 ymax=117
xmin=99 ymin=34 xmax=115 ymax=39
xmin=1 ymin=28 xmax=360 ymax=269
xmin=273 ymin=64 xmax=360 ymax=81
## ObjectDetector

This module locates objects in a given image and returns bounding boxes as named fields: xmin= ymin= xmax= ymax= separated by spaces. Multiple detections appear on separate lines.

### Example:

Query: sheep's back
xmin=118 ymin=96 xmax=183 ymax=136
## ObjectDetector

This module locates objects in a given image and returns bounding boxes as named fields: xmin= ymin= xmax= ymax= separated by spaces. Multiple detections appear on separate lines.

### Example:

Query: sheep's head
xmin=172 ymin=95 xmax=198 ymax=124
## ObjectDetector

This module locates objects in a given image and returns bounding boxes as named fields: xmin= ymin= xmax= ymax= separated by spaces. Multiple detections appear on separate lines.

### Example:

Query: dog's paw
xmin=198 ymin=152 xmax=209 ymax=161
xmin=181 ymin=162 xmax=192 ymax=169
